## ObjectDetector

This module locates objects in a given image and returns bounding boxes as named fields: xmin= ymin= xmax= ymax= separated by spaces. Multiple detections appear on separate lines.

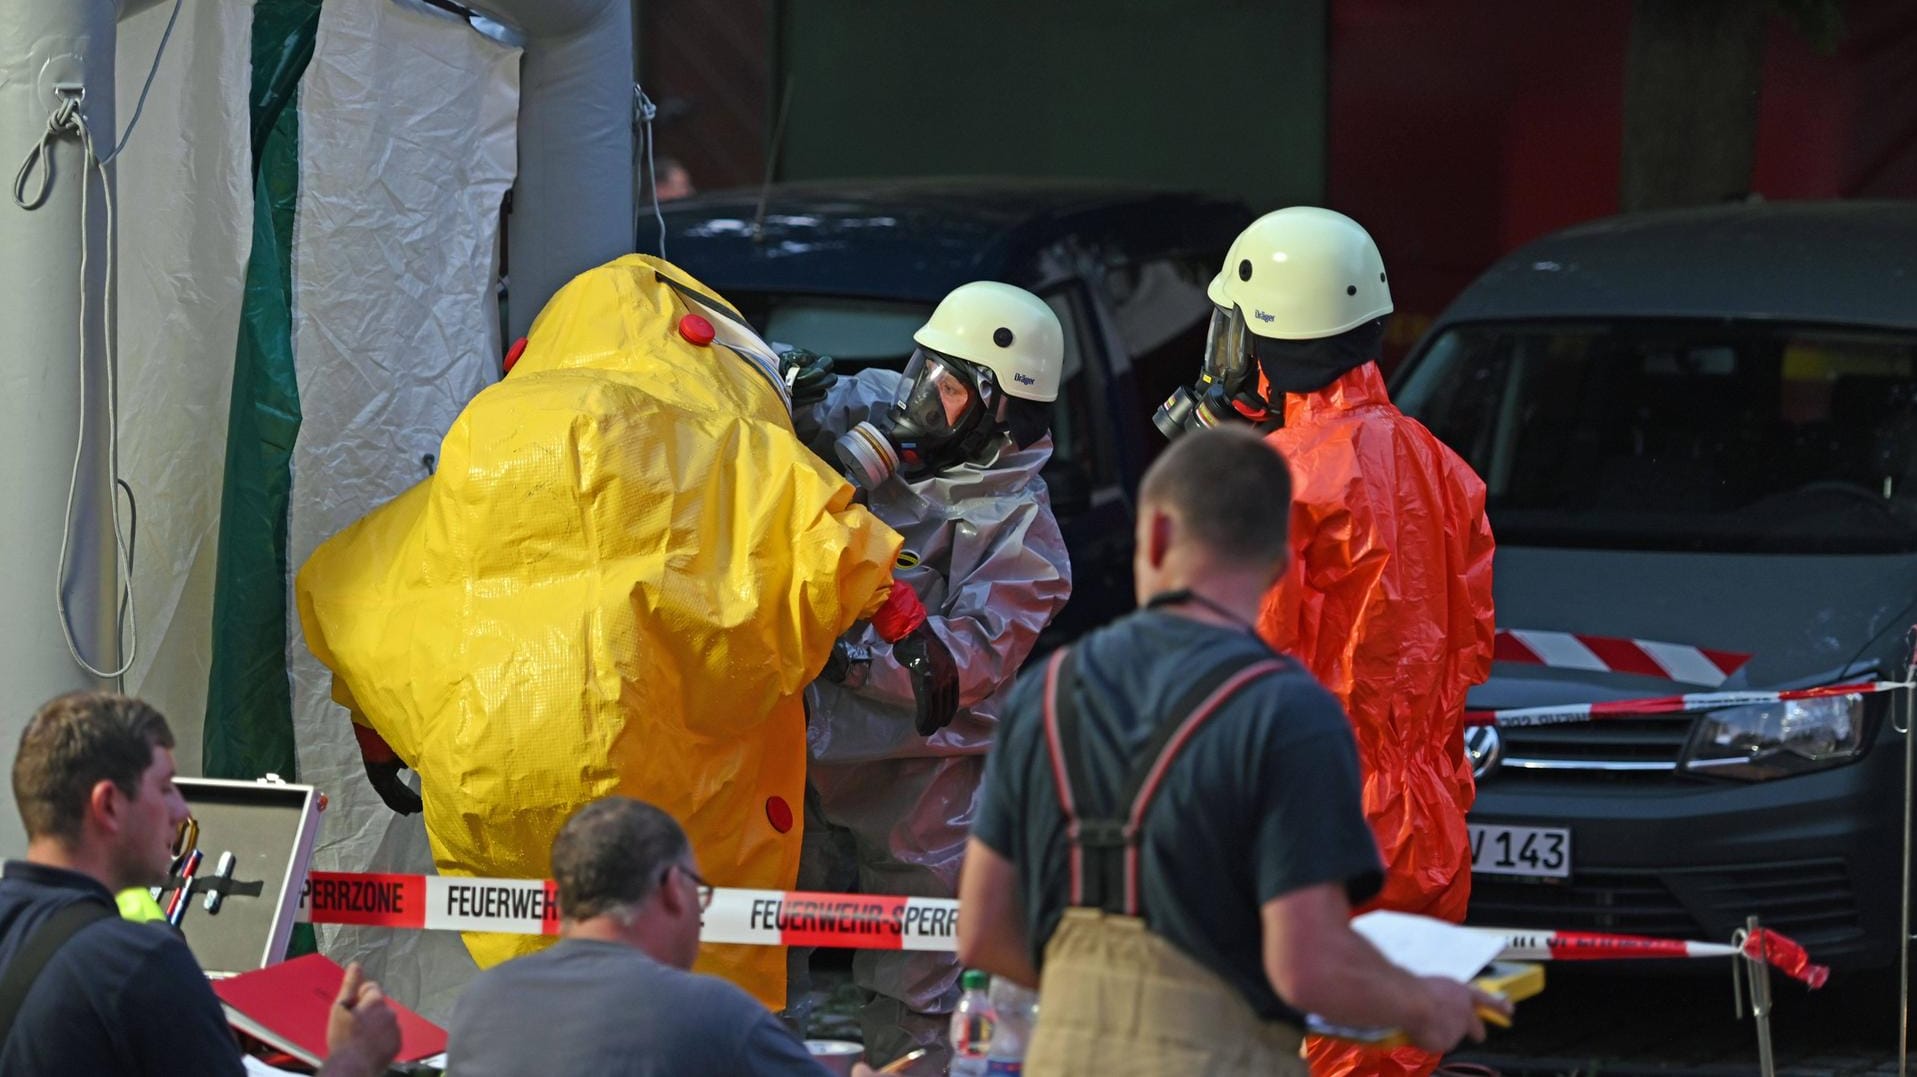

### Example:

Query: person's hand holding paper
xmin=1306 ymin=910 xmax=1522 ymax=1051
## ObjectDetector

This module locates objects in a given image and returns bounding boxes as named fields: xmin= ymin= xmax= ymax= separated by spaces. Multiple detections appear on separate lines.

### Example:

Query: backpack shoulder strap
xmin=1113 ymin=654 xmax=1285 ymax=914
xmin=1040 ymin=647 xmax=1107 ymax=907
xmin=1042 ymin=640 xmax=1284 ymax=914
xmin=0 ymin=897 xmax=114 ymax=1047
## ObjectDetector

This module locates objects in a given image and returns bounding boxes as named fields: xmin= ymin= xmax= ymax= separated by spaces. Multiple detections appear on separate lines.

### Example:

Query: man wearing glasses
xmin=447 ymin=797 xmax=873 ymax=1076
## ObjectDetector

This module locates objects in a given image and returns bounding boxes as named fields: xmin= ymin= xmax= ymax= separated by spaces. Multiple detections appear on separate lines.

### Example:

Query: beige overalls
xmin=1021 ymin=645 xmax=1308 ymax=1077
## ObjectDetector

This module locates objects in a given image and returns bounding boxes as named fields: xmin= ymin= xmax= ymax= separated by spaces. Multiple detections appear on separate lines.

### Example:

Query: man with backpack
xmin=957 ymin=428 xmax=1501 ymax=1076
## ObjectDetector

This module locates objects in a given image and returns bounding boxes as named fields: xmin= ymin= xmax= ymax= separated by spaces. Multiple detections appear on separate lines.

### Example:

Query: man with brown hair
xmin=0 ymin=691 xmax=399 ymax=1075
xmin=959 ymin=428 xmax=1502 ymax=1076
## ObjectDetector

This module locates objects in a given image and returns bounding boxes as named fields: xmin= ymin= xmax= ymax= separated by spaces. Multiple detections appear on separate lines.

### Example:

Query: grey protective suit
xmin=796 ymin=368 xmax=1072 ymax=1064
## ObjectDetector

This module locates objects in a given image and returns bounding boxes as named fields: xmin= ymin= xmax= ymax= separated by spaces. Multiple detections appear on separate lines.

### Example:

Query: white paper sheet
xmin=1351 ymin=909 xmax=1508 ymax=981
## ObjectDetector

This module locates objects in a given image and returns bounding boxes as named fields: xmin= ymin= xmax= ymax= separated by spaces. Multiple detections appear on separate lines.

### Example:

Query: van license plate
xmin=1469 ymin=824 xmax=1571 ymax=879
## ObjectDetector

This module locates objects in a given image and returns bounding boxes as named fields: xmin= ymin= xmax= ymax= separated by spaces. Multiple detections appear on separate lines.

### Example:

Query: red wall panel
xmin=1328 ymin=0 xmax=1917 ymax=365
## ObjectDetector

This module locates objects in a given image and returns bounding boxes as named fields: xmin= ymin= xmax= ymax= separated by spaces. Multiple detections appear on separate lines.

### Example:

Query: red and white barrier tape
xmin=297 ymin=872 xmax=959 ymax=952
xmin=296 ymin=871 xmax=1827 ymax=984
xmin=1488 ymin=928 xmax=1737 ymax=962
xmin=1484 ymin=926 xmax=1828 ymax=988
xmin=1496 ymin=629 xmax=1751 ymax=687
xmin=300 ymin=873 xmax=559 ymax=935
xmin=1463 ymin=680 xmax=1905 ymax=729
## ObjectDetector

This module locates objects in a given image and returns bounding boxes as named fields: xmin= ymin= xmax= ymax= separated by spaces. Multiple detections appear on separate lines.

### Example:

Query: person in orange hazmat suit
xmin=1161 ymin=207 xmax=1496 ymax=1077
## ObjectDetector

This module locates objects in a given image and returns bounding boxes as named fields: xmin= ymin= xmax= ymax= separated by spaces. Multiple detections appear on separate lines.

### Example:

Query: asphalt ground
xmin=1447 ymin=964 xmax=1909 ymax=1076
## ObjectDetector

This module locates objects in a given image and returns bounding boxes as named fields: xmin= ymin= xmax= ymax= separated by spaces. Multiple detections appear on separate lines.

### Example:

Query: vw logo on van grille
xmin=1464 ymin=725 xmax=1503 ymax=780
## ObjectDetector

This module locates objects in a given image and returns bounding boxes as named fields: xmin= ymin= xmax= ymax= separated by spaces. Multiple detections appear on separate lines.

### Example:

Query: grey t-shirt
xmin=974 ymin=608 xmax=1384 ymax=1025
xmin=445 ymin=938 xmax=829 ymax=1076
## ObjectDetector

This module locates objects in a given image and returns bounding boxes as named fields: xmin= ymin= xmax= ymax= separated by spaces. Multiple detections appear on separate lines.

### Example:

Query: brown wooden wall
xmin=637 ymin=0 xmax=772 ymax=195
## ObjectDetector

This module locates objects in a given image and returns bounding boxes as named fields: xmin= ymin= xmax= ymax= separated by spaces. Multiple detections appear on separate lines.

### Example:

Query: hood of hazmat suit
xmin=296 ymin=256 xmax=904 ymax=1009
xmin=1253 ymin=362 xmax=1495 ymax=1077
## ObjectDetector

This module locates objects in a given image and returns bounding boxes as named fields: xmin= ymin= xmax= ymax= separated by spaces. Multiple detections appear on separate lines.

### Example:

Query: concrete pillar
xmin=485 ymin=0 xmax=635 ymax=339
xmin=0 ymin=0 xmax=120 ymax=855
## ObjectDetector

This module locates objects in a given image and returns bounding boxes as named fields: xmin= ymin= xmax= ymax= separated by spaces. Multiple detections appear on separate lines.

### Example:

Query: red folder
xmin=211 ymin=953 xmax=447 ymax=1066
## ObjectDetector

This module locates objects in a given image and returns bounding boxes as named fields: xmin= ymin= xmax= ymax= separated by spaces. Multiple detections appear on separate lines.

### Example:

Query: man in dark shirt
xmin=447 ymin=797 xmax=880 ymax=1076
xmin=958 ymin=428 xmax=1504 ymax=1076
xmin=0 ymin=692 xmax=399 ymax=1076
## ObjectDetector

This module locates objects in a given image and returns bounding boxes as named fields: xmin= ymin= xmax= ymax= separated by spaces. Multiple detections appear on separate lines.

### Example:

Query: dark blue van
xmin=1393 ymin=201 xmax=1917 ymax=973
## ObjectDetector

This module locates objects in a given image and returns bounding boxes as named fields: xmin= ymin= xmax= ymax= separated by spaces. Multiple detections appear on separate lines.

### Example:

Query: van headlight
xmin=1683 ymin=694 xmax=1867 ymax=780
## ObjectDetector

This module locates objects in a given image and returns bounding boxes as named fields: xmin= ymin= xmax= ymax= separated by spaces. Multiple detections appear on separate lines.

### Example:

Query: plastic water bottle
xmin=984 ymin=976 xmax=1038 ymax=1075
xmin=949 ymin=969 xmax=995 ymax=1077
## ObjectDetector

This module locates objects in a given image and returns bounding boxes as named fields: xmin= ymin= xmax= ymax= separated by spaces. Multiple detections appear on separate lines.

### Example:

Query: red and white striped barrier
xmin=1463 ymin=680 xmax=1902 ymax=729
xmin=1495 ymin=629 xmax=1751 ymax=687
xmin=297 ymin=872 xmax=958 ymax=951
xmin=1483 ymin=926 xmax=1827 ymax=988
xmin=296 ymin=872 xmax=1827 ymax=985
xmin=1489 ymin=928 xmax=1737 ymax=962
xmin=301 ymin=872 xmax=560 ymax=935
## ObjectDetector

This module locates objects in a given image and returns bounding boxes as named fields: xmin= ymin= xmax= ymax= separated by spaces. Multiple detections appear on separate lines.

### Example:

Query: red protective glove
xmin=871 ymin=581 xmax=928 ymax=643
xmin=352 ymin=721 xmax=399 ymax=764
xmin=352 ymin=722 xmax=421 ymax=816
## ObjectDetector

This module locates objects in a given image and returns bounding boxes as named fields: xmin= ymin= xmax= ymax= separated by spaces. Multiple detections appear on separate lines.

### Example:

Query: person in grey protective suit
xmin=785 ymin=281 xmax=1074 ymax=1069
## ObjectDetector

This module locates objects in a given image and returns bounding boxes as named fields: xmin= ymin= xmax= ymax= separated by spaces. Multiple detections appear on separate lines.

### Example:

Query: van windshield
xmin=1394 ymin=320 xmax=1917 ymax=553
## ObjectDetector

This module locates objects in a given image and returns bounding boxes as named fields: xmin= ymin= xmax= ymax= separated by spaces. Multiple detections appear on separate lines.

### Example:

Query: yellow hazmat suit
xmin=296 ymin=256 xmax=903 ymax=1007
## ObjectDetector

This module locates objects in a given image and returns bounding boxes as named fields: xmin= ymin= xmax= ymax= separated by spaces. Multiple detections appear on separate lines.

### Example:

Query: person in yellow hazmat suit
xmin=785 ymin=282 xmax=1073 ymax=1068
xmin=297 ymin=256 xmax=936 ymax=1010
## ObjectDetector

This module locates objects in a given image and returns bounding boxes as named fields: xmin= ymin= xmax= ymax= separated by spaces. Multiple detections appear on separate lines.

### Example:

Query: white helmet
xmin=1206 ymin=207 xmax=1392 ymax=341
xmin=913 ymin=281 xmax=1062 ymax=403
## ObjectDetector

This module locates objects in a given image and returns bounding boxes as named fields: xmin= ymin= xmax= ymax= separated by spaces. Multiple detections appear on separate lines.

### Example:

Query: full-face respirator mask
xmin=835 ymin=347 xmax=1020 ymax=488
xmin=1152 ymin=304 xmax=1270 ymax=440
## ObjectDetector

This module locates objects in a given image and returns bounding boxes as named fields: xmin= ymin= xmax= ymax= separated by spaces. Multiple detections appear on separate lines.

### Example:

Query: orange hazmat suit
xmin=1255 ymin=362 xmax=1496 ymax=1077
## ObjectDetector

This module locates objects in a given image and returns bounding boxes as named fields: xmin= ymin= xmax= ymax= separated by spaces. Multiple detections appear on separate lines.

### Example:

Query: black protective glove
xmin=364 ymin=760 xmax=423 ymax=816
xmin=821 ymin=639 xmax=853 ymax=684
xmin=894 ymin=626 xmax=959 ymax=736
xmin=352 ymin=722 xmax=423 ymax=815
xmin=778 ymin=347 xmax=839 ymax=409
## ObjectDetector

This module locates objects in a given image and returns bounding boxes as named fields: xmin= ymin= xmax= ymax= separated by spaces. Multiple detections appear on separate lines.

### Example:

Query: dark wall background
xmin=637 ymin=0 xmax=772 ymax=194
xmin=636 ymin=0 xmax=1917 ymax=366
xmin=1325 ymin=0 xmax=1917 ymax=363
xmin=767 ymin=1 xmax=1326 ymax=211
